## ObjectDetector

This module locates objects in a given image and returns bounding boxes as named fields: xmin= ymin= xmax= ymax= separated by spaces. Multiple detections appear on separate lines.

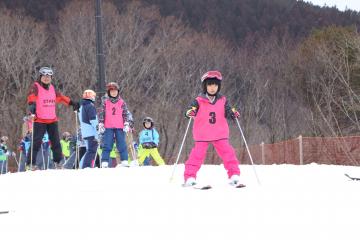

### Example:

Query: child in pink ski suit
xmin=184 ymin=70 xmax=241 ymax=186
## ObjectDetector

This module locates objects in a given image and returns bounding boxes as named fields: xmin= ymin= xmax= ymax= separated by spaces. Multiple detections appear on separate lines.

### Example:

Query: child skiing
xmin=60 ymin=132 xmax=71 ymax=163
xmin=138 ymin=117 xmax=165 ymax=166
xmin=18 ymin=132 xmax=31 ymax=172
xmin=26 ymin=67 xmax=79 ymax=169
xmin=183 ymin=70 xmax=242 ymax=187
xmin=78 ymin=90 xmax=99 ymax=168
xmin=98 ymin=82 xmax=134 ymax=168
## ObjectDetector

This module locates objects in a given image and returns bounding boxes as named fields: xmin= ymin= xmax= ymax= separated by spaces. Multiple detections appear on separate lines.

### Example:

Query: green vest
xmin=0 ymin=146 xmax=7 ymax=161
xmin=110 ymin=144 xmax=117 ymax=158
xmin=97 ymin=143 xmax=117 ymax=158
xmin=60 ymin=140 xmax=70 ymax=157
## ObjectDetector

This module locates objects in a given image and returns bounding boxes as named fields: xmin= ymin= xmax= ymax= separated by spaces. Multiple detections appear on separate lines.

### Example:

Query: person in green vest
xmin=60 ymin=132 xmax=71 ymax=163
xmin=0 ymin=136 xmax=15 ymax=174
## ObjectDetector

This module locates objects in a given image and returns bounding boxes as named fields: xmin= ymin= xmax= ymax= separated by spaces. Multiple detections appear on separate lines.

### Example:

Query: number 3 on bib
xmin=209 ymin=112 xmax=216 ymax=124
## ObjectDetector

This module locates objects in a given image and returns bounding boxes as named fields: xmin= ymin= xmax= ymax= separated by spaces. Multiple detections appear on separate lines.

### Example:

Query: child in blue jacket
xmin=138 ymin=117 xmax=165 ymax=166
xmin=78 ymin=90 xmax=99 ymax=168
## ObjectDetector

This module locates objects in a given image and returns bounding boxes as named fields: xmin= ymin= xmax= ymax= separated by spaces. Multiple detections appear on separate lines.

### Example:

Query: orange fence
xmin=170 ymin=135 xmax=360 ymax=166
xmin=239 ymin=135 xmax=360 ymax=166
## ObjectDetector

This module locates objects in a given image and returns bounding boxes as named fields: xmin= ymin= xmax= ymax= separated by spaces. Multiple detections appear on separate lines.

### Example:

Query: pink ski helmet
xmin=201 ymin=70 xmax=222 ymax=94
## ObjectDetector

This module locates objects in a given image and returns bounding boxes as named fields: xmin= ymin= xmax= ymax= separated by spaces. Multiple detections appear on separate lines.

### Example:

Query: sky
xmin=0 ymin=164 xmax=359 ymax=240
xmin=303 ymin=0 xmax=360 ymax=11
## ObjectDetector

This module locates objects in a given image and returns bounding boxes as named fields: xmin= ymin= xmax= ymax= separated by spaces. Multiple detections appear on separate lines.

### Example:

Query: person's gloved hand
xmin=142 ymin=142 xmax=152 ymax=149
xmin=185 ymin=107 xmax=197 ymax=118
xmin=148 ymin=142 xmax=157 ymax=148
xmin=123 ymin=122 xmax=131 ymax=133
xmin=231 ymin=108 xmax=240 ymax=119
xmin=98 ymin=123 xmax=105 ymax=134
xmin=70 ymin=100 xmax=80 ymax=112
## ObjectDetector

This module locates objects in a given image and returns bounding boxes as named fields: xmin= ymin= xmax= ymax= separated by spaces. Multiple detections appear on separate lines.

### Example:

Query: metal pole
xmin=95 ymin=0 xmax=106 ymax=94
xmin=235 ymin=118 xmax=261 ymax=185
xmin=299 ymin=135 xmax=303 ymax=165
xmin=169 ymin=118 xmax=192 ymax=182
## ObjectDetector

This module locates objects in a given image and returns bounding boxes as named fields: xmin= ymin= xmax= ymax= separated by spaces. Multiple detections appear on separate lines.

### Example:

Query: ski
xmin=233 ymin=183 xmax=246 ymax=188
xmin=182 ymin=184 xmax=212 ymax=190
xmin=193 ymin=185 xmax=212 ymax=190
xmin=345 ymin=173 xmax=360 ymax=181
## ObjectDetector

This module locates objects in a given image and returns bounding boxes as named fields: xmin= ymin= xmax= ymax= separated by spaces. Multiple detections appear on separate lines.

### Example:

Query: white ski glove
xmin=123 ymin=122 xmax=130 ymax=133
xmin=98 ymin=123 xmax=105 ymax=134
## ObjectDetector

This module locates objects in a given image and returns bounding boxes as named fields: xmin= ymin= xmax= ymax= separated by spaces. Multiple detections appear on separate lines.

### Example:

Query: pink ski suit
xmin=184 ymin=94 xmax=240 ymax=181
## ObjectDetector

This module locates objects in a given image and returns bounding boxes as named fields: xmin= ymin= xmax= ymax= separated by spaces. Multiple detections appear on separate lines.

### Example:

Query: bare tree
xmin=0 ymin=8 xmax=47 ymax=160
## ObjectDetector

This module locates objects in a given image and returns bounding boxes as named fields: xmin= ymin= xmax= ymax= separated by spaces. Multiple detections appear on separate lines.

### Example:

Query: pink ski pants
xmin=184 ymin=139 xmax=240 ymax=181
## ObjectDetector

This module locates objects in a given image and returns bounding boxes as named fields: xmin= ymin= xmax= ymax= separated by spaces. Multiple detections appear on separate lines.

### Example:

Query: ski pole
xmin=30 ymin=118 xmax=35 ymax=170
xmin=41 ymin=144 xmax=46 ymax=170
xmin=63 ymin=151 xmax=75 ymax=168
xmin=74 ymin=111 xmax=79 ymax=169
xmin=126 ymin=131 xmax=137 ymax=165
xmin=13 ymin=153 xmax=19 ymax=168
xmin=169 ymin=117 xmax=192 ymax=182
xmin=235 ymin=118 xmax=261 ymax=185
xmin=94 ymin=140 xmax=101 ymax=168
xmin=17 ymin=151 xmax=22 ymax=172
xmin=0 ymin=160 xmax=3 ymax=175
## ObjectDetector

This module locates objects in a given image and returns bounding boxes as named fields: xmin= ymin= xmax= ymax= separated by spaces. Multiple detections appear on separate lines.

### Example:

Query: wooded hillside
xmin=0 ymin=0 xmax=360 ymax=159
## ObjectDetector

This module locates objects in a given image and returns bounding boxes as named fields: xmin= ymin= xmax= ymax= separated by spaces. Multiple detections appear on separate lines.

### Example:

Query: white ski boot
xmin=101 ymin=162 xmax=109 ymax=168
xmin=229 ymin=175 xmax=240 ymax=185
xmin=183 ymin=177 xmax=197 ymax=187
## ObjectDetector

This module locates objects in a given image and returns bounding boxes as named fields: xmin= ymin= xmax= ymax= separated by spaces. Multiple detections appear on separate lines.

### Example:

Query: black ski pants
xmin=27 ymin=121 xmax=63 ymax=165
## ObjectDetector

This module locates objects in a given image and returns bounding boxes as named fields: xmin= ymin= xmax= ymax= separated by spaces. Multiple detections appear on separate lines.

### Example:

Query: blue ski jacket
xmin=139 ymin=128 xmax=160 ymax=145
xmin=79 ymin=99 xmax=99 ymax=139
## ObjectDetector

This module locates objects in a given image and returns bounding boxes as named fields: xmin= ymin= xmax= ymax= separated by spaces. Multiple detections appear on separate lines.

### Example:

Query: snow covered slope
xmin=0 ymin=164 xmax=359 ymax=240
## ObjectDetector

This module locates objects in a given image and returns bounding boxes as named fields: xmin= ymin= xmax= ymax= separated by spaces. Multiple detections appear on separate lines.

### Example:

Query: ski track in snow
xmin=0 ymin=164 xmax=359 ymax=240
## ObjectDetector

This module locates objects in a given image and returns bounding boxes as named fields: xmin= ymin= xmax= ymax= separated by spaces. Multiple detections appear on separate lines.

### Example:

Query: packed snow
xmin=0 ymin=163 xmax=359 ymax=240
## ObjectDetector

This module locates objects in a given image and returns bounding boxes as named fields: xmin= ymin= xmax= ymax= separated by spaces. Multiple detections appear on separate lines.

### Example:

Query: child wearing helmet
xmin=60 ymin=132 xmax=71 ymax=162
xmin=98 ymin=82 xmax=134 ymax=168
xmin=0 ymin=136 xmax=15 ymax=174
xmin=138 ymin=117 xmax=165 ymax=166
xmin=183 ymin=70 xmax=242 ymax=187
xmin=78 ymin=89 xmax=99 ymax=168
xmin=26 ymin=67 xmax=80 ymax=169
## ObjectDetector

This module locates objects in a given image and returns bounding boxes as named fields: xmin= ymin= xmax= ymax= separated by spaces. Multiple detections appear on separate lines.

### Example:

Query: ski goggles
xmin=39 ymin=67 xmax=54 ymax=76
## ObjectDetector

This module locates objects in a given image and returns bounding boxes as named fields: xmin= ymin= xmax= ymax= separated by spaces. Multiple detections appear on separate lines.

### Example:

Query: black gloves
xmin=69 ymin=100 xmax=80 ymax=112
xmin=142 ymin=142 xmax=157 ymax=149
xmin=28 ymin=103 xmax=36 ymax=115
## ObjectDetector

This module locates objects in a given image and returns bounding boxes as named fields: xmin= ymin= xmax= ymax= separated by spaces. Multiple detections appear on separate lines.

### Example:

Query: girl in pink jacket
xmin=184 ymin=71 xmax=241 ymax=186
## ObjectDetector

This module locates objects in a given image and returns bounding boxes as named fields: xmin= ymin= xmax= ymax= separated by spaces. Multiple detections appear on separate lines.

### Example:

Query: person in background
xmin=138 ymin=117 xmax=165 ymax=166
xmin=26 ymin=66 xmax=79 ymax=170
xmin=60 ymin=132 xmax=71 ymax=163
xmin=98 ymin=82 xmax=134 ymax=168
xmin=78 ymin=89 xmax=99 ymax=168
xmin=0 ymin=136 xmax=16 ymax=174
